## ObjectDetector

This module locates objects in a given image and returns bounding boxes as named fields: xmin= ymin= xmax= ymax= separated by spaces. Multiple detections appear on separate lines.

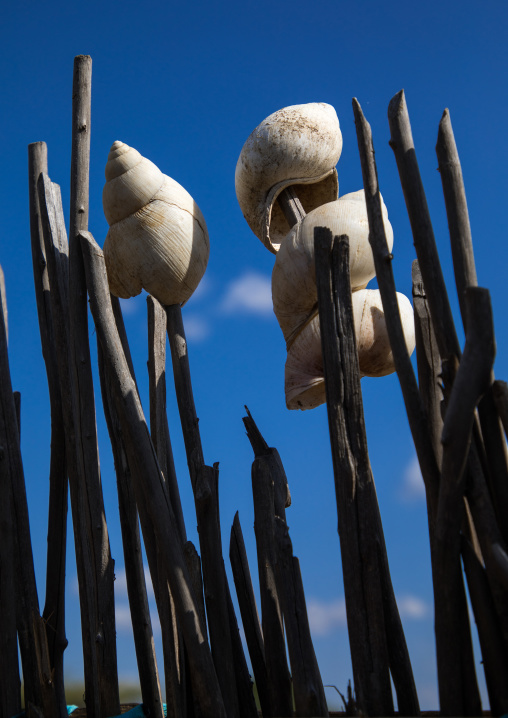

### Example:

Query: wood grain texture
xmin=80 ymin=231 xmax=226 ymax=718
xmin=461 ymin=536 xmax=508 ymax=716
xmin=97 ymin=340 xmax=164 ymax=718
xmin=230 ymin=511 xmax=270 ymax=718
xmin=315 ymin=230 xmax=395 ymax=717
xmin=147 ymin=296 xmax=186 ymax=542
xmin=436 ymin=108 xmax=508 ymax=547
xmin=412 ymin=260 xmax=444 ymax=470
xmin=147 ymin=295 xmax=188 ymax=715
xmin=250 ymin=454 xmax=293 ymax=718
xmin=0 ymin=266 xmax=56 ymax=716
xmin=352 ymin=98 xmax=441 ymax=519
xmin=28 ymin=143 xmax=68 ymax=716
xmin=69 ymin=55 xmax=120 ymax=717
xmin=388 ymin=90 xmax=460 ymax=361
xmin=0 ymin=269 xmax=22 ymax=718
xmin=166 ymin=304 xmax=242 ymax=718
xmin=274 ymin=518 xmax=329 ymax=717
xmin=38 ymin=173 xmax=101 ymax=717
xmin=434 ymin=289 xmax=494 ymax=716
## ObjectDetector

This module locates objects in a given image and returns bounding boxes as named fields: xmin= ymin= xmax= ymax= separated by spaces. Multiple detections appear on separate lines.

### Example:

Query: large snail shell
xmin=235 ymin=103 xmax=342 ymax=254
xmin=103 ymin=141 xmax=209 ymax=306
xmin=285 ymin=289 xmax=415 ymax=410
xmin=272 ymin=190 xmax=394 ymax=349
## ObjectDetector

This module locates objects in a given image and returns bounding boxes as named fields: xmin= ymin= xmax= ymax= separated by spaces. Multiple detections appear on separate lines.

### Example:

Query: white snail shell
xmin=102 ymin=141 xmax=209 ymax=306
xmin=272 ymin=190 xmax=394 ymax=349
xmin=285 ymin=290 xmax=415 ymax=410
xmin=235 ymin=103 xmax=342 ymax=254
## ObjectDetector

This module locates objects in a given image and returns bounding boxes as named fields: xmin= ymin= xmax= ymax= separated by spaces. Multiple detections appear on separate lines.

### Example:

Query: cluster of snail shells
xmin=236 ymin=103 xmax=416 ymax=411
xmin=235 ymin=102 xmax=343 ymax=254
xmin=102 ymin=141 xmax=209 ymax=307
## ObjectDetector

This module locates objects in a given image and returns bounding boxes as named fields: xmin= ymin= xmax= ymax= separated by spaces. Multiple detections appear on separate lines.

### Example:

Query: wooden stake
xmin=0 ymin=267 xmax=22 ymax=718
xmin=230 ymin=512 xmax=270 ymax=718
xmin=250 ymin=454 xmax=293 ymax=717
xmin=80 ymin=230 xmax=226 ymax=718
xmin=147 ymin=296 xmax=186 ymax=542
xmin=436 ymin=109 xmax=508 ymax=546
xmin=315 ymin=230 xmax=408 ymax=717
xmin=434 ymin=288 xmax=494 ymax=715
xmin=68 ymin=55 xmax=119 ymax=716
xmin=166 ymin=304 xmax=241 ymax=717
xmin=274 ymin=517 xmax=329 ymax=717
xmin=97 ymin=339 xmax=164 ymax=718
xmin=412 ymin=260 xmax=444 ymax=467
xmin=388 ymin=90 xmax=460 ymax=361
xmin=352 ymin=97 xmax=441 ymax=524
xmin=0 ymin=268 xmax=56 ymax=717
xmin=38 ymin=172 xmax=101 ymax=717
xmin=28 ymin=142 xmax=68 ymax=716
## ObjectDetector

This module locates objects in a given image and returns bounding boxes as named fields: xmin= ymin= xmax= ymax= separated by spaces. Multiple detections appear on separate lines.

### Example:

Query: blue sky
xmin=2 ymin=0 xmax=508 ymax=710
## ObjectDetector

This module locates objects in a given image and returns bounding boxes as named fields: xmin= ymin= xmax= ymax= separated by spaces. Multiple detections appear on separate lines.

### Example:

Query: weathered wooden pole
xmin=230 ymin=511 xmax=271 ymax=718
xmin=28 ymin=141 xmax=68 ymax=716
xmin=68 ymin=54 xmax=120 ymax=717
xmin=0 ymin=268 xmax=57 ymax=717
xmin=434 ymin=288 xmax=494 ymax=715
xmin=166 ymin=303 xmax=241 ymax=718
xmin=97 ymin=334 xmax=164 ymax=718
xmin=80 ymin=230 xmax=227 ymax=718
xmin=0 ymin=267 xmax=22 ymax=718
xmin=315 ymin=229 xmax=414 ymax=716
xmin=436 ymin=109 xmax=508 ymax=545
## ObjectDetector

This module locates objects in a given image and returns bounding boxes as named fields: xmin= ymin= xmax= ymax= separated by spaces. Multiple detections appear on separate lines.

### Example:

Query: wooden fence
xmin=1 ymin=53 xmax=507 ymax=718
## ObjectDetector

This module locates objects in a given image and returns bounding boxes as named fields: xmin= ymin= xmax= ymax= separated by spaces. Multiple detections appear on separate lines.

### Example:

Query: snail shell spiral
xmin=235 ymin=103 xmax=343 ymax=254
xmin=102 ymin=141 xmax=209 ymax=306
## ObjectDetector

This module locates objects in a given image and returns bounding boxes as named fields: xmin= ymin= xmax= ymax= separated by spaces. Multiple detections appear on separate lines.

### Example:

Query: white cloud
xmin=307 ymin=593 xmax=429 ymax=636
xmin=114 ymin=566 xmax=155 ymax=601
xmin=397 ymin=594 xmax=430 ymax=620
xmin=115 ymin=602 xmax=161 ymax=635
xmin=400 ymin=455 xmax=426 ymax=502
xmin=182 ymin=314 xmax=210 ymax=341
xmin=115 ymin=603 xmax=133 ymax=631
xmin=307 ymin=598 xmax=347 ymax=635
xmin=219 ymin=272 xmax=273 ymax=316
xmin=118 ymin=294 xmax=143 ymax=316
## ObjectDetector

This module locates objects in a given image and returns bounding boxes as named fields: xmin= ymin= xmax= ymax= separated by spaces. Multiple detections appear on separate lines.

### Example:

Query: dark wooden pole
xmin=315 ymin=229 xmax=417 ymax=716
xmin=68 ymin=55 xmax=119 ymax=716
xmin=274 ymin=517 xmax=329 ymax=717
xmin=28 ymin=142 xmax=68 ymax=716
xmin=230 ymin=512 xmax=271 ymax=718
xmin=38 ymin=172 xmax=101 ymax=717
xmin=166 ymin=304 xmax=241 ymax=718
xmin=388 ymin=90 xmax=460 ymax=361
xmin=147 ymin=296 xmax=186 ymax=542
xmin=436 ymin=109 xmax=508 ymax=546
xmin=97 ymin=338 xmax=164 ymax=718
xmin=352 ymin=97 xmax=442 ymax=521
xmin=412 ymin=260 xmax=443 ymax=465
xmin=434 ymin=288 xmax=494 ymax=716
xmin=0 ymin=266 xmax=22 ymax=718
xmin=80 ymin=230 xmax=227 ymax=718
xmin=0 ymin=268 xmax=57 ymax=717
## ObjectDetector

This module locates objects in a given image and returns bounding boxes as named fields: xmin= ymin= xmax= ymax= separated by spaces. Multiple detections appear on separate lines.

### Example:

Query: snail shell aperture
xmin=235 ymin=103 xmax=343 ymax=254
xmin=102 ymin=141 xmax=209 ymax=306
